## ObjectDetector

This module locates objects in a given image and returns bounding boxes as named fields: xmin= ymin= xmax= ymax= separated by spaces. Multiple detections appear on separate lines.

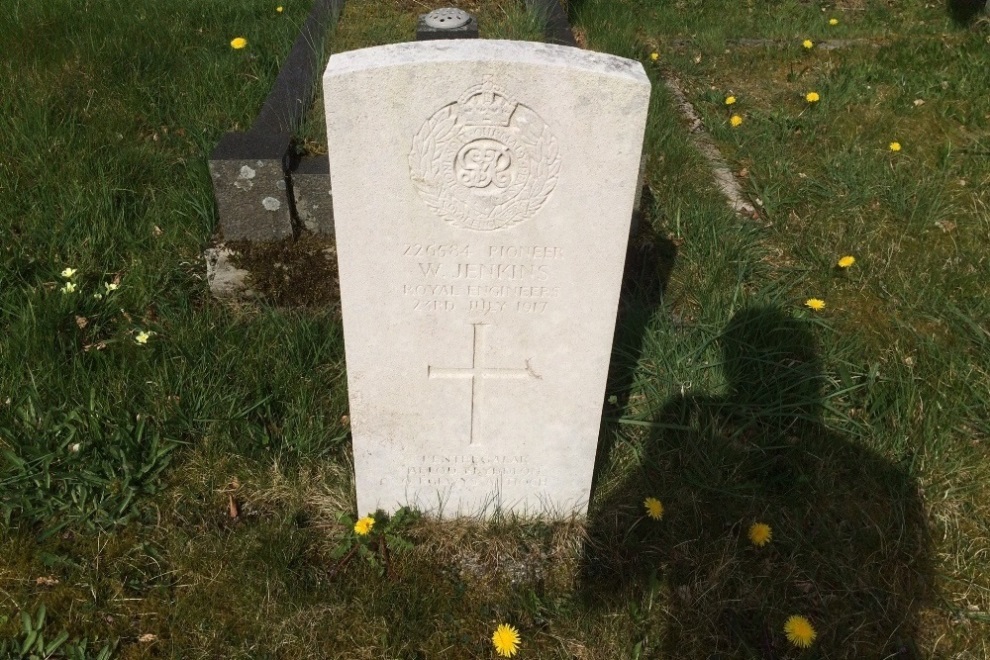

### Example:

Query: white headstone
xmin=324 ymin=40 xmax=650 ymax=517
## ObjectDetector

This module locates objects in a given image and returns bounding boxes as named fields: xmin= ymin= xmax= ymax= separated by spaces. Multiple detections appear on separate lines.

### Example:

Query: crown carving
xmin=458 ymin=79 xmax=516 ymax=127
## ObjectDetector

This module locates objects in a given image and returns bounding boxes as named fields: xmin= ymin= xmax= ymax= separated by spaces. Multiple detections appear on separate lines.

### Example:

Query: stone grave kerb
xmin=209 ymin=0 xmax=342 ymax=242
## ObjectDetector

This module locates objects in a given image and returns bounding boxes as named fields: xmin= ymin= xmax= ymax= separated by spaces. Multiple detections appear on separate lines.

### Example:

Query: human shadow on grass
xmin=583 ymin=307 xmax=933 ymax=659
xmin=947 ymin=0 xmax=988 ymax=24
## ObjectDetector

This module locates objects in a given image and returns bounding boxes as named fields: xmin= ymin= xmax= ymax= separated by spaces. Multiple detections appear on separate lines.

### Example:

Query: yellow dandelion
xmin=60 ymin=282 xmax=77 ymax=294
xmin=644 ymin=497 xmax=664 ymax=520
xmin=353 ymin=515 xmax=375 ymax=536
xmin=492 ymin=624 xmax=521 ymax=658
xmin=804 ymin=298 xmax=825 ymax=311
xmin=730 ymin=114 xmax=743 ymax=127
xmin=650 ymin=52 xmax=659 ymax=61
xmin=725 ymin=95 xmax=737 ymax=105
xmin=748 ymin=522 xmax=772 ymax=547
xmin=802 ymin=39 xmax=814 ymax=49
xmin=230 ymin=37 xmax=248 ymax=49
xmin=276 ymin=5 xmax=284 ymax=12
xmin=837 ymin=255 xmax=856 ymax=268
xmin=135 ymin=330 xmax=152 ymax=345
xmin=805 ymin=91 xmax=820 ymax=103
xmin=829 ymin=17 xmax=839 ymax=25
xmin=889 ymin=141 xmax=901 ymax=152
xmin=61 ymin=267 xmax=77 ymax=279
xmin=784 ymin=615 xmax=817 ymax=648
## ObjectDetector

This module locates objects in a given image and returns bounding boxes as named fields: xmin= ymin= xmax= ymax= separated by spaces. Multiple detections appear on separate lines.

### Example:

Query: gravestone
xmin=324 ymin=40 xmax=650 ymax=517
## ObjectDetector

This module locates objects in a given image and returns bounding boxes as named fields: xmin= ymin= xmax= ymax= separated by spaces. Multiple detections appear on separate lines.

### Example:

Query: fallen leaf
xmin=138 ymin=634 xmax=158 ymax=643
xmin=572 ymin=26 xmax=588 ymax=49
xmin=228 ymin=494 xmax=240 ymax=519
xmin=74 ymin=316 xmax=89 ymax=329
xmin=35 ymin=576 xmax=59 ymax=586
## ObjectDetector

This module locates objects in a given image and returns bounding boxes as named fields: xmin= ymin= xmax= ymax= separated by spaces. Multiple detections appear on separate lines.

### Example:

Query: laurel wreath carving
xmin=409 ymin=103 xmax=560 ymax=231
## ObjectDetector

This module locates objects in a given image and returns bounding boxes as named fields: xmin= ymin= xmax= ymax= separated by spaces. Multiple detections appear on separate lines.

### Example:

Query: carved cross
xmin=428 ymin=323 xmax=537 ymax=446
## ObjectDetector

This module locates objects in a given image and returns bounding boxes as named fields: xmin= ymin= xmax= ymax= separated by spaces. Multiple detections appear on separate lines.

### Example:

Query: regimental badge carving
xmin=410 ymin=77 xmax=560 ymax=231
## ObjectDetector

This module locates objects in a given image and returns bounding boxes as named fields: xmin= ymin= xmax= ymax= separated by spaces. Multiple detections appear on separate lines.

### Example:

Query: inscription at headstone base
xmin=324 ymin=41 xmax=650 ymax=517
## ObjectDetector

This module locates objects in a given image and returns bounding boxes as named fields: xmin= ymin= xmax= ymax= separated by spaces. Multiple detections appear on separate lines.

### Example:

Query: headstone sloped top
xmin=324 ymin=40 xmax=650 ymax=517
xmin=325 ymin=40 xmax=645 ymax=80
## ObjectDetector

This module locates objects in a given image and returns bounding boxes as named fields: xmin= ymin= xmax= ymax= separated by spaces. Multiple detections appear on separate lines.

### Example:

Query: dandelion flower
xmin=748 ymin=522 xmax=772 ymax=547
xmin=829 ymin=17 xmax=839 ymax=25
xmin=230 ymin=37 xmax=248 ymax=49
xmin=644 ymin=497 xmax=664 ymax=520
xmin=804 ymin=298 xmax=826 ymax=311
xmin=276 ymin=5 xmax=284 ymax=12
xmin=135 ymin=330 xmax=152 ymax=345
xmin=837 ymin=255 xmax=856 ymax=268
xmin=492 ymin=624 xmax=521 ymax=658
xmin=650 ymin=52 xmax=659 ymax=61
xmin=784 ymin=615 xmax=817 ymax=648
xmin=889 ymin=141 xmax=901 ymax=152
xmin=802 ymin=39 xmax=814 ymax=49
xmin=730 ymin=114 xmax=743 ymax=127
xmin=805 ymin=91 xmax=820 ymax=103
xmin=725 ymin=95 xmax=737 ymax=105
xmin=354 ymin=515 xmax=375 ymax=536
xmin=61 ymin=282 xmax=77 ymax=294
xmin=61 ymin=267 xmax=77 ymax=279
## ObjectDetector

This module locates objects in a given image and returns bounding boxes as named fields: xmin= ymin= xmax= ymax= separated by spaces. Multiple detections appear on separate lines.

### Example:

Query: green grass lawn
xmin=1 ymin=0 xmax=989 ymax=657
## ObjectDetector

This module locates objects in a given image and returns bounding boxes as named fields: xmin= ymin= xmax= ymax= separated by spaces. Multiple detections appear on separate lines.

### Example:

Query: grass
xmin=1 ymin=0 xmax=989 ymax=657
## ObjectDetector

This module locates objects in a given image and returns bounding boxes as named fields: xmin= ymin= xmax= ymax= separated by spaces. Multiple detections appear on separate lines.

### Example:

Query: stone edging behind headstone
xmin=209 ymin=0 xmax=344 ymax=242
xmin=524 ymin=0 xmax=578 ymax=47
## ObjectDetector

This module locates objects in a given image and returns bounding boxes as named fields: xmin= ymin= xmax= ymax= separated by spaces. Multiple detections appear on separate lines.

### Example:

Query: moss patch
xmin=228 ymin=234 xmax=341 ymax=309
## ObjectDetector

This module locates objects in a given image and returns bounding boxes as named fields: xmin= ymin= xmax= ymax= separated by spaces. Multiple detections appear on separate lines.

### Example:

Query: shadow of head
xmin=718 ymin=306 xmax=823 ymax=438
xmin=947 ymin=0 xmax=988 ymax=24
xmin=582 ymin=306 xmax=933 ymax=658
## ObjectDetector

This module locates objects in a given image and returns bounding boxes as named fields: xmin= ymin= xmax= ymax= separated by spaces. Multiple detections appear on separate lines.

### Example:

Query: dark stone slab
xmin=209 ymin=0 xmax=344 ymax=241
xmin=209 ymin=131 xmax=295 ymax=241
xmin=524 ymin=0 xmax=577 ymax=47
xmin=253 ymin=0 xmax=344 ymax=135
xmin=292 ymin=154 xmax=334 ymax=235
